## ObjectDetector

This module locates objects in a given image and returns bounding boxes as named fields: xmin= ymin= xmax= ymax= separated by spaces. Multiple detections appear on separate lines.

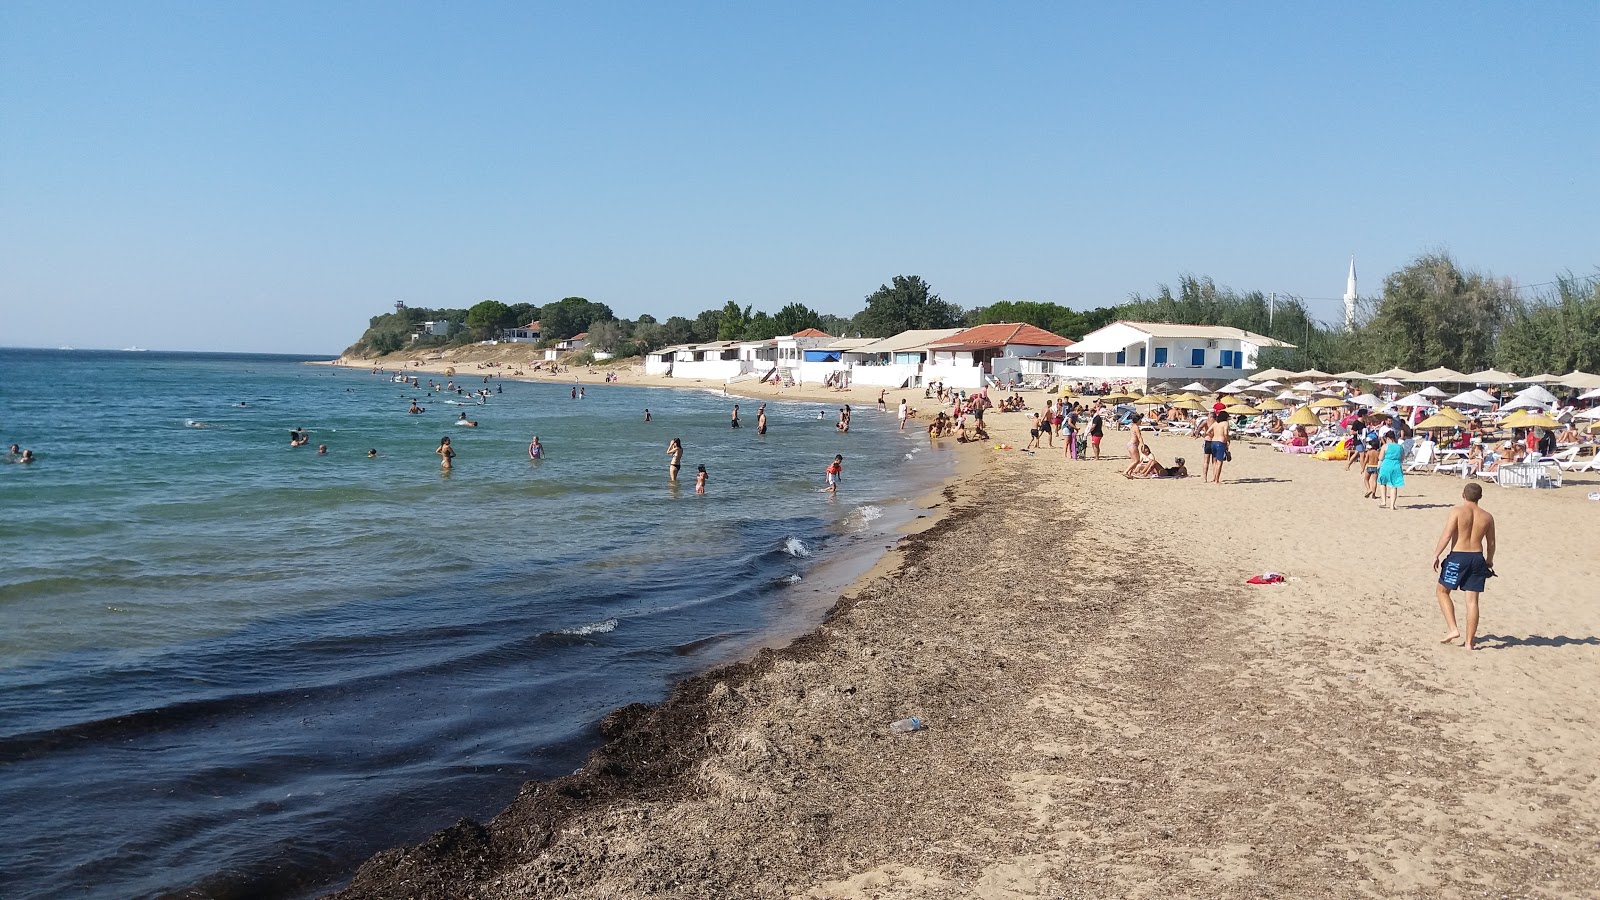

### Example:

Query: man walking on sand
xmin=1431 ymin=482 xmax=1497 ymax=651
xmin=1202 ymin=410 xmax=1230 ymax=483
xmin=898 ymin=398 xmax=908 ymax=432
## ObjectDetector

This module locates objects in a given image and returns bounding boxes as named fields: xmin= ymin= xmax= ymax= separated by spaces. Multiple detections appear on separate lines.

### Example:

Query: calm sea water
xmin=0 ymin=349 xmax=951 ymax=899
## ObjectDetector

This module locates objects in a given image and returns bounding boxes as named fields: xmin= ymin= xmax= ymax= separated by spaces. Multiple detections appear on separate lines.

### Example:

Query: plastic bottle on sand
xmin=889 ymin=717 xmax=925 ymax=734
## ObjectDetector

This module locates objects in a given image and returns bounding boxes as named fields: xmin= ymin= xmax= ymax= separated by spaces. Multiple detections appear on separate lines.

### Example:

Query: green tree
xmin=691 ymin=308 xmax=724 ymax=342
xmin=772 ymin=302 xmax=824 ymax=335
xmin=716 ymin=301 xmax=752 ymax=340
xmin=1496 ymin=273 xmax=1600 ymax=375
xmin=465 ymin=300 xmax=515 ymax=338
xmin=586 ymin=320 xmax=623 ymax=352
xmin=540 ymin=297 xmax=615 ymax=340
xmin=854 ymin=275 xmax=962 ymax=337
xmin=1363 ymin=252 xmax=1513 ymax=372
xmin=742 ymin=310 xmax=782 ymax=341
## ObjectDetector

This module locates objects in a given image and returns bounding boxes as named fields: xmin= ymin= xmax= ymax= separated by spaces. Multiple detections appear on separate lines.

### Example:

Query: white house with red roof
xmin=922 ymin=323 xmax=1076 ymax=390
xmin=502 ymin=320 xmax=542 ymax=343
xmin=542 ymin=332 xmax=589 ymax=361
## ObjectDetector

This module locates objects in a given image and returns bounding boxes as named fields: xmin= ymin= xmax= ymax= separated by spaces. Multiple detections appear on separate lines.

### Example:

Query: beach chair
xmin=1404 ymin=440 xmax=1437 ymax=473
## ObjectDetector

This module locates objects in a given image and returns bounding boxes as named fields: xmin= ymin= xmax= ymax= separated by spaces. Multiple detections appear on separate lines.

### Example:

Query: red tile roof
xmin=789 ymin=328 xmax=834 ymax=338
xmin=932 ymin=323 xmax=1074 ymax=348
xmin=570 ymin=332 xmax=589 ymax=340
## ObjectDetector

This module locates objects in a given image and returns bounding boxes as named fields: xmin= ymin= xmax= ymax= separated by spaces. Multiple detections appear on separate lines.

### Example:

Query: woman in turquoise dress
xmin=1377 ymin=431 xmax=1405 ymax=509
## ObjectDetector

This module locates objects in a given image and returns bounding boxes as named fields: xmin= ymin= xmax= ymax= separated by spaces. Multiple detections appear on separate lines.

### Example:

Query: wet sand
xmin=327 ymin=367 xmax=1600 ymax=898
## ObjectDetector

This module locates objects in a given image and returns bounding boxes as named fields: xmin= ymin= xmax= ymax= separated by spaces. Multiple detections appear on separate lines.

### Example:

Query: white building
xmin=1062 ymin=321 xmax=1293 ymax=388
xmin=643 ymin=341 xmax=748 ymax=379
xmin=541 ymin=332 xmax=589 ymax=361
xmin=502 ymin=320 xmax=541 ymax=343
xmin=411 ymin=320 xmax=454 ymax=340
xmin=922 ymin=323 xmax=1076 ymax=390
xmin=831 ymin=328 xmax=963 ymax=388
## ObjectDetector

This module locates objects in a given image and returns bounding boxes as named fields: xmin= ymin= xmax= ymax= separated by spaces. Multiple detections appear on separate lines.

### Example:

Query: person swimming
xmin=456 ymin=413 xmax=478 ymax=427
xmin=367 ymin=449 xmax=378 ymax=458
xmin=695 ymin=464 xmax=707 ymax=494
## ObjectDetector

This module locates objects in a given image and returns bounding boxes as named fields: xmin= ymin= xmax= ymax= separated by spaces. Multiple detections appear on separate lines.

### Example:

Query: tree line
xmin=345 ymin=253 xmax=1599 ymax=374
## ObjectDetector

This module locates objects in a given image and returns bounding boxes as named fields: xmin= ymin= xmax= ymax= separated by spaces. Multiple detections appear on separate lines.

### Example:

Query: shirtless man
xmin=1202 ymin=411 xmax=1230 ymax=483
xmin=1431 ymin=482 xmax=1496 ymax=651
xmin=756 ymin=404 xmax=767 ymax=435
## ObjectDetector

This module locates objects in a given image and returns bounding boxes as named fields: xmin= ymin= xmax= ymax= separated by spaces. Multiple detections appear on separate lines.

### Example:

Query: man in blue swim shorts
xmin=1431 ymin=482 xmax=1497 ymax=651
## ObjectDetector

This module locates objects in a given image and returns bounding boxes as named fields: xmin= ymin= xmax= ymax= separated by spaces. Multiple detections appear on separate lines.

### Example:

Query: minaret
xmin=1342 ymin=256 xmax=1358 ymax=330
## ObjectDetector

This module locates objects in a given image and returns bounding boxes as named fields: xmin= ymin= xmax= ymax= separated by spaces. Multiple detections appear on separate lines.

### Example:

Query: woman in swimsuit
xmin=435 ymin=436 xmax=455 ymax=470
xmin=666 ymin=437 xmax=683 ymax=482
xmin=528 ymin=436 xmax=543 ymax=460
xmin=1122 ymin=414 xmax=1146 ymax=477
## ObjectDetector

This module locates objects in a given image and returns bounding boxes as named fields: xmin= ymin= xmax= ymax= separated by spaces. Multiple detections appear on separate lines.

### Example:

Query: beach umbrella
xmin=1497 ymin=396 xmax=1549 ymax=413
xmin=1222 ymin=378 xmax=1255 ymax=389
xmin=1557 ymin=371 xmax=1600 ymax=389
xmin=1588 ymin=421 xmax=1600 ymax=435
xmin=1417 ymin=386 xmax=1448 ymax=398
xmin=1370 ymin=367 xmax=1415 ymax=380
xmin=1217 ymin=385 xmax=1248 ymax=394
xmin=1331 ymin=370 xmax=1369 ymax=380
xmin=1179 ymin=381 xmax=1210 ymax=392
xmin=1513 ymin=385 xmax=1558 ymax=405
xmin=1415 ymin=413 xmax=1461 ymax=431
xmin=1459 ymin=368 xmax=1518 ymax=384
xmin=1309 ymin=397 xmax=1345 ymax=409
xmin=1153 ymin=381 xmax=1176 ymax=391
xmin=1291 ymin=380 xmax=1320 ymax=392
xmin=1293 ymin=369 xmax=1333 ymax=379
xmin=1436 ymin=406 xmax=1470 ymax=422
xmin=1134 ymin=396 xmax=1167 ymax=406
xmin=1372 ymin=377 xmax=1404 ymax=387
xmin=1516 ymin=373 xmax=1563 ymax=384
xmin=1502 ymin=411 xmax=1560 ymax=429
xmin=1169 ymin=399 xmax=1207 ymax=412
xmin=1410 ymin=366 xmax=1465 ymax=382
xmin=1101 ymin=392 xmax=1139 ymax=402
xmin=1254 ymin=379 xmax=1283 ymax=389
xmin=1444 ymin=390 xmax=1494 ymax=407
xmin=1224 ymin=403 xmax=1261 ymax=416
xmin=1392 ymin=392 xmax=1434 ymax=407
xmin=1347 ymin=392 xmax=1382 ymax=407
xmin=1254 ymin=398 xmax=1288 ymax=411
xmin=1276 ymin=390 xmax=1306 ymax=401
xmin=1580 ymin=387 xmax=1600 ymax=401
xmin=1249 ymin=368 xmax=1298 ymax=381
xmin=1286 ymin=406 xmax=1322 ymax=427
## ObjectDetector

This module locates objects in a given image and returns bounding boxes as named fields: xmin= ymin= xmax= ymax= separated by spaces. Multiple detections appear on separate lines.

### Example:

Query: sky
xmin=2 ymin=2 xmax=1596 ymax=354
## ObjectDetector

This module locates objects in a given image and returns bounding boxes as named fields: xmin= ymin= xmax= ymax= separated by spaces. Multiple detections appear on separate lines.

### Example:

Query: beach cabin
xmin=644 ymin=341 xmax=747 ymax=379
xmin=771 ymin=329 xmax=837 ymax=382
xmin=502 ymin=320 xmax=541 ymax=343
xmin=922 ymin=323 xmax=1075 ymax=390
xmin=797 ymin=338 xmax=878 ymax=386
xmin=542 ymin=332 xmax=589 ymax=361
xmin=836 ymin=328 xmax=964 ymax=388
xmin=1063 ymin=321 xmax=1293 ymax=388
xmin=411 ymin=320 xmax=454 ymax=340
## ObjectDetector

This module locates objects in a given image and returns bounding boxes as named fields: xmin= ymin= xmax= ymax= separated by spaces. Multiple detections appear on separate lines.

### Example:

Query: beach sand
xmin=328 ymin=366 xmax=1600 ymax=898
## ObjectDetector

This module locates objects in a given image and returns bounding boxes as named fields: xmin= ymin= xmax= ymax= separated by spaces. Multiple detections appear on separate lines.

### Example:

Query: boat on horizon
xmin=122 ymin=346 xmax=148 ymax=352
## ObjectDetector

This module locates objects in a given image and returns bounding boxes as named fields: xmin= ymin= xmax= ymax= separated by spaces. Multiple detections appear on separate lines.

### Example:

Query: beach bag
xmin=1076 ymin=435 xmax=1088 ymax=456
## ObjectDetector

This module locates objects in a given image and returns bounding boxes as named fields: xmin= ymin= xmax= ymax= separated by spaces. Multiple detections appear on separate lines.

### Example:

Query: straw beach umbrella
xmin=1169 ymin=399 xmax=1207 ymax=412
xmin=1254 ymin=398 xmax=1288 ymax=411
xmin=1502 ymin=411 xmax=1560 ymax=429
xmin=1286 ymin=406 xmax=1322 ymax=427
xmin=1414 ymin=413 xmax=1461 ymax=432
xmin=1309 ymin=397 xmax=1345 ymax=409
xmin=1224 ymin=403 xmax=1261 ymax=416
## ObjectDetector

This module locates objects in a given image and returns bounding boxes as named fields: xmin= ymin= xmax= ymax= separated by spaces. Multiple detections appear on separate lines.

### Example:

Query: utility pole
xmin=1269 ymin=292 xmax=1276 ymax=330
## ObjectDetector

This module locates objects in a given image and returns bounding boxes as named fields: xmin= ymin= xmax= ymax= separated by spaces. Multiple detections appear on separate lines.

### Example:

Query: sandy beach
xmin=328 ymin=355 xmax=1600 ymax=899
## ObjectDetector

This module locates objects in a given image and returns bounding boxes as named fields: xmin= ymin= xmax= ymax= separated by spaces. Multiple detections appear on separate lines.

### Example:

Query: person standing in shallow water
xmin=730 ymin=404 xmax=740 ymax=428
xmin=435 ymin=436 xmax=454 ymax=470
xmin=695 ymin=464 xmax=707 ymax=494
xmin=756 ymin=404 xmax=767 ymax=435
xmin=1432 ymin=482 xmax=1496 ymax=651
xmin=666 ymin=437 xmax=683 ymax=481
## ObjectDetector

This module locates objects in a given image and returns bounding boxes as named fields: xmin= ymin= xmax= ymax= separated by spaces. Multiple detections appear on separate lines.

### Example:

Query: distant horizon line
xmin=1 ymin=345 xmax=338 ymax=357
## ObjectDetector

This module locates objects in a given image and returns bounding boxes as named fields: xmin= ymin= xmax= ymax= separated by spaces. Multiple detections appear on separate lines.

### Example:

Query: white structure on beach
xmin=1063 ymin=321 xmax=1293 ymax=387
xmin=831 ymin=328 xmax=964 ymax=388
xmin=542 ymin=332 xmax=588 ymax=361
xmin=922 ymin=323 xmax=1075 ymax=390
xmin=502 ymin=320 xmax=542 ymax=343
xmin=1343 ymin=256 xmax=1359 ymax=331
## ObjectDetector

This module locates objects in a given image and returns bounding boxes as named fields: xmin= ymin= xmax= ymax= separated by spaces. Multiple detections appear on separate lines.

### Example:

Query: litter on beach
xmin=1246 ymin=573 xmax=1287 ymax=585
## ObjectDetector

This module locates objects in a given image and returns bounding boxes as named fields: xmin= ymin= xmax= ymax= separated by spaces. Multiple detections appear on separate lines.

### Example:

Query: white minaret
xmin=1342 ymin=256 xmax=1358 ymax=330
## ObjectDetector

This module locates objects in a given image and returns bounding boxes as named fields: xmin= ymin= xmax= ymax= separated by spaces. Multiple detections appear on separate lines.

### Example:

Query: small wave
xmin=842 ymin=505 xmax=885 ymax=532
xmin=904 ymin=452 xmax=915 ymax=460
xmin=557 ymin=618 xmax=618 ymax=636
xmin=782 ymin=537 xmax=811 ymax=558
xmin=781 ymin=574 xmax=802 ymax=584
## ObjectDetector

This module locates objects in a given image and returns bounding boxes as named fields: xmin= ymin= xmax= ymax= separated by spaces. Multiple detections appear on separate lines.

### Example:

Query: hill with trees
xmin=344 ymin=253 xmax=1598 ymax=374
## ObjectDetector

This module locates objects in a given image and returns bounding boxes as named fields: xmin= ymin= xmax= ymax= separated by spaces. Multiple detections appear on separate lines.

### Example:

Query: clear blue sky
xmin=3 ymin=1 xmax=1595 ymax=353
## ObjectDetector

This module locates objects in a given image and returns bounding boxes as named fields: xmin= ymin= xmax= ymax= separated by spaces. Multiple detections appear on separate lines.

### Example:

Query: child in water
xmin=695 ymin=464 xmax=707 ymax=494
xmin=825 ymin=455 xmax=843 ymax=493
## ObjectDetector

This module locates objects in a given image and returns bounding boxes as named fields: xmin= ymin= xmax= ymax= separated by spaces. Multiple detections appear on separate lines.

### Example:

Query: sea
xmin=0 ymin=348 xmax=953 ymax=899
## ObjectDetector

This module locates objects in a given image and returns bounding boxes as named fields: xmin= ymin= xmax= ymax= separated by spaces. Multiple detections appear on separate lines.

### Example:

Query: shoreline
xmin=325 ymin=361 xmax=1599 ymax=898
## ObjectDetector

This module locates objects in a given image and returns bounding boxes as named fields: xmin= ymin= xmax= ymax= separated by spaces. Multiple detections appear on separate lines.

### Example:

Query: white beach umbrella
xmin=1576 ymin=408 xmax=1600 ymax=420
xmin=1292 ymin=381 xmax=1319 ymax=392
xmin=1180 ymin=381 xmax=1210 ymax=392
xmin=1418 ymin=386 xmax=1448 ymax=398
xmin=1223 ymin=378 xmax=1255 ymax=389
xmin=1239 ymin=383 xmax=1276 ymax=394
xmin=1217 ymin=386 xmax=1247 ymax=394
xmin=1498 ymin=395 xmax=1551 ymax=412
xmin=1460 ymin=368 xmax=1518 ymax=385
xmin=1557 ymin=371 xmax=1600 ymax=389
xmin=1410 ymin=366 xmax=1466 ymax=382
xmin=1254 ymin=379 xmax=1283 ymax=389
xmin=1516 ymin=373 xmax=1563 ymax=384
xmin=1373 ymin=377 xmax=1403 ymax=387
xmin=1580 ymin=387 xmax=1600 ymax=401
xmin=1513 ymin=385 xmax=1559 ymax=405
xmin=1393 ymin=392 xmax=1434 ymax=408
xmin=1248 ymin=368 xmax=1298 ymax=382
xmin=1444 ymin=390 xmax=1494 ymax=407
xmin=1276 ymin=390 xmax=1306 ymax=402
xmin=1348 ymin=393 xmax=1382 ymax=407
